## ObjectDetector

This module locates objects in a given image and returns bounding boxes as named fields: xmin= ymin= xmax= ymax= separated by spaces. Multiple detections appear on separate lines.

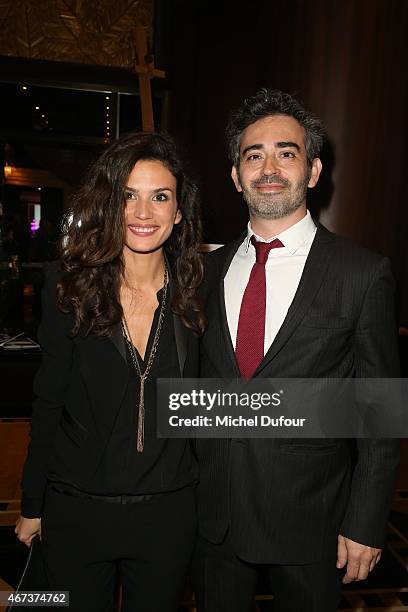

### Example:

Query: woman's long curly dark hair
xmin=57 ymin=131 xmax=205 ymax=336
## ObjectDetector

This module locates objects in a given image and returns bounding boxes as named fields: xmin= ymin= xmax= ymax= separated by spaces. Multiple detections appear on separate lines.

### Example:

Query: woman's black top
xmin=48 ymin=289 xmax=197 ymax=496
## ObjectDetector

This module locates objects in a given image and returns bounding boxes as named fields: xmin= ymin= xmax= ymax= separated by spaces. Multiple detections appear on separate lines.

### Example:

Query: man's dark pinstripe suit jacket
xmin=195 ymin=223 xmax=400 ymax=564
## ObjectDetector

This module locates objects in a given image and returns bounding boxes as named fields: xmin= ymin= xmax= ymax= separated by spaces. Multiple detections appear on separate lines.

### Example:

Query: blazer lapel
xmin=169 ymin=280 xmax=189 ymax=376
xmin=80 ymin=331 xmax=129 ymax=441
xmin=254 ymin=224 xmax=335 ymax=375
xmin=110 ymin=322 xmax=127 ymax=363
xmin=164 ymin=250 xmax=188 ymax=376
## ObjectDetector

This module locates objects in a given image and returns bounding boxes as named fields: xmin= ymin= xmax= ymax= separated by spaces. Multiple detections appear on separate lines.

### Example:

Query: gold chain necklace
xmin=122 ymin=265 xmax=169 ymax=452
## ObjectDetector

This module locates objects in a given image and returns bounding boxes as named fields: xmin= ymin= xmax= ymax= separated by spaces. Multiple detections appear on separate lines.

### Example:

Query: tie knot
xmin=251 ymin=236 xmax=283 ymax=264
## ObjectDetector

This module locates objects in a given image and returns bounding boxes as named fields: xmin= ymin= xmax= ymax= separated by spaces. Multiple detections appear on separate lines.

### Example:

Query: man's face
xmin=231 ymin=115 xmax=321 ymax=220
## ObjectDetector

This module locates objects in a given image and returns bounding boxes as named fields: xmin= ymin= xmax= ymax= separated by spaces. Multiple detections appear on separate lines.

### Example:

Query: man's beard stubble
xmin=239 ymin=171 xmax=310 ymax=220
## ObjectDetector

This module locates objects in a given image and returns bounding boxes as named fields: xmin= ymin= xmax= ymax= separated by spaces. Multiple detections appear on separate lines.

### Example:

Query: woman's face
xmin=123 ymin=160 xmax=182 ymax=255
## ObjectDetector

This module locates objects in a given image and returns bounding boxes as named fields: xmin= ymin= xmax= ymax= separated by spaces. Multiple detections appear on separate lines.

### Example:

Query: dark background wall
xmin=162 ymin=0 xmax=408 ymax=325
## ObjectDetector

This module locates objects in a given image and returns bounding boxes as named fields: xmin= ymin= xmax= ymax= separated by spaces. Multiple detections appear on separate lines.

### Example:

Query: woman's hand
xmin=15 ymin=516 xmax=41 ymax=547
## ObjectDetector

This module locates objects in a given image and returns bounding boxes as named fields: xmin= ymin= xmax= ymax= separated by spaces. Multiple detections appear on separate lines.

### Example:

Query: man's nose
xmin=262 ymin=156 xmax=280 ymax=175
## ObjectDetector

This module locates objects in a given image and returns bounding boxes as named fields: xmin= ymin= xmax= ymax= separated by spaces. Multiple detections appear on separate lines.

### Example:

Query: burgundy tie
xmin=235 ymin=236 xmax=284 ymax=379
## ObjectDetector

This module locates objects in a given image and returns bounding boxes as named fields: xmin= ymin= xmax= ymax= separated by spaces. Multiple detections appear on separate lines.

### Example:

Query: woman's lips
xmin=128 ymin=225 xmax=159 ymax=236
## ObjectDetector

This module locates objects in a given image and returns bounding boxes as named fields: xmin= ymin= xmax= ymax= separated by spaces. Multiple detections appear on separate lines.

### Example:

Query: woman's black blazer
xmin=21 ymin=261 xmax=199 ymax=517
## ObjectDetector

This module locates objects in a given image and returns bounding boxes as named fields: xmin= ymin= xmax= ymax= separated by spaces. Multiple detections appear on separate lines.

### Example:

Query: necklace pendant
xmin=136 ymin=378 xmax=145 ymax=452
xmin=122 ymin=263 xmax=169 ymax=455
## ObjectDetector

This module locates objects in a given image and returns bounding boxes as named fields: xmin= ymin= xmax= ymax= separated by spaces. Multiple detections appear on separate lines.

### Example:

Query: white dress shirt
xmin=224 ymin=210 xmax=317 ymax=353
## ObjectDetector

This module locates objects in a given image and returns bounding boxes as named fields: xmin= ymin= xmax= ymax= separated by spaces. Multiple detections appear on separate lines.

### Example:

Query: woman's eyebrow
xmin=152 ymin=187 xmax=173 ymax=194
xmin=125 ymin=186 xmax=173 ymax=193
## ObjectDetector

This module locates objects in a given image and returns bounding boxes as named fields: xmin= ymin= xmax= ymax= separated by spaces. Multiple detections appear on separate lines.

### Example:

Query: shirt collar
xmin=244 ymin=210 xmax=316 ymax=255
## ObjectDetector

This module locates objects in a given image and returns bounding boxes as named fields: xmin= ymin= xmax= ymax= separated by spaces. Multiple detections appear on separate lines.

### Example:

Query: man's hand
xmin=15 ymin=516 xmax=41 ymax=547
xmin=337 ymin=535 xmax=381 ymax=583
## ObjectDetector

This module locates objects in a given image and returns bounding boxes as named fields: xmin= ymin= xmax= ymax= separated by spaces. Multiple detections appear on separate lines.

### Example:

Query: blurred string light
xmin=20 ymin=85 xmax=51 ymax=130
xmin=34 ymin=105 xmax=49 ymax=128
xmin=105 ymin=93 xmax=111 ymax=139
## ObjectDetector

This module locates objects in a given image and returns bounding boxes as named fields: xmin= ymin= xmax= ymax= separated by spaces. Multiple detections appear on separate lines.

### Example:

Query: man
xmin=194 ymin=89 xmax=400 ymax=612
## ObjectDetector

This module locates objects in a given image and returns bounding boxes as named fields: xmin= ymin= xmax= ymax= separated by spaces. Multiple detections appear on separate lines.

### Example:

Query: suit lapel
xmin=219 ymin=233 xmax=246 ymax=376
xmin=254 ymin=224 xmax=335 ymax=375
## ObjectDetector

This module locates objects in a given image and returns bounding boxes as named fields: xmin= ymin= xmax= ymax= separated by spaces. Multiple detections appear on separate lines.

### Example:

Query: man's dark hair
xmin=226 ymin=89 xmax=325 ymax=169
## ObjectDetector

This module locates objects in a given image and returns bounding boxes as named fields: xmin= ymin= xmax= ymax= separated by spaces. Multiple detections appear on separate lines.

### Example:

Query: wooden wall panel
xmin=0 ymin=0 xmax=153 ymax=68
xmin=168 ymin=0 xmax=408 ymax=324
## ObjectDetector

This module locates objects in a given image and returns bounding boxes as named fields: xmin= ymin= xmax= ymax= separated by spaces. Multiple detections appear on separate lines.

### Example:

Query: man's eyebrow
xmin=241 ymin=141 xmax=301 ymax=157
xmin=276 ymin=141 xmax=300 ymax=151
xmin=241 ymin=143 xmax=264 ymax=157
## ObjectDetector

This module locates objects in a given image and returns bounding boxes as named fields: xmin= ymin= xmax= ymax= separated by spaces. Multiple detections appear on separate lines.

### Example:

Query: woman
xmin=15 ymin=132 xmax=205 ymax=611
